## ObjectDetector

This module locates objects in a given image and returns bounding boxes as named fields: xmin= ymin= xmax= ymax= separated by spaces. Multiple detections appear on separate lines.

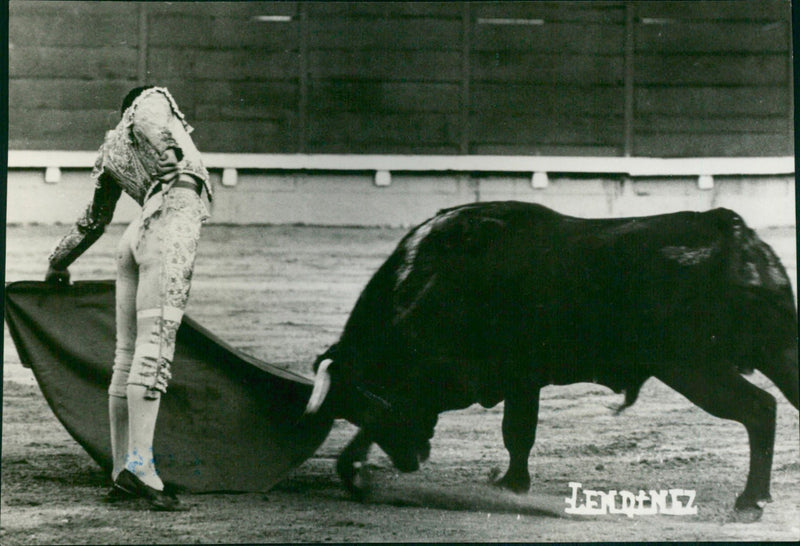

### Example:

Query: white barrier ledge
xmin=8 ymin=151 xmax=795 ymax=190
xmin=7 ymin=151 xmax=795 ymax=228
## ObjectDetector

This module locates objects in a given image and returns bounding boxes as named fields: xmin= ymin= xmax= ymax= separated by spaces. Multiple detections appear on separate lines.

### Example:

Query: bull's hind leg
xmin=656 ymin=366 xmax=776 ymax=514
xmin=337 ymin=429 xmax=372 ymax=501
xmin=759 ymin=346 xmax=799 ymax=410
xmin=494 ymin=387 xmax=541 ymax=493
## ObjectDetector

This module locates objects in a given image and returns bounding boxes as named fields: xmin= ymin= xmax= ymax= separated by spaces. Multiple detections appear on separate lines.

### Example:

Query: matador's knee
xmin=128 ymin=307 xmax=184 ymax=399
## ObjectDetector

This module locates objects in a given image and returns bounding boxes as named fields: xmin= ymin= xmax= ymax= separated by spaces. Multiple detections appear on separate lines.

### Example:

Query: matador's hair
xmin=120 ymin=85 xmax=156 ymax=115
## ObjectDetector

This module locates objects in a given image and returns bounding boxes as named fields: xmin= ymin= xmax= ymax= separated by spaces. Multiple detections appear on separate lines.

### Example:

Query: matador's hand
xmin=156 ymin=148 xmax=180 ymax=181
xmin=45 ymin=265 xmax=71 ymax=286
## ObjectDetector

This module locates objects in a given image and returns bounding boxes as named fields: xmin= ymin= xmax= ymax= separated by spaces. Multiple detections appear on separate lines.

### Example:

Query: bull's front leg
xmin=337 ymin=428 xmax=372 ymax=501
xmin=494 ymin=387 xmax=541 ymax=493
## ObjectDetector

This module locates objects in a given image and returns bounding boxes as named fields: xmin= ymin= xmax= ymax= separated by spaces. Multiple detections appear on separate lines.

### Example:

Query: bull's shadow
xmin=366 ymin=480 xmax=568 ymax=518
xmin=275 ymin=466 xmax=568 ymax=518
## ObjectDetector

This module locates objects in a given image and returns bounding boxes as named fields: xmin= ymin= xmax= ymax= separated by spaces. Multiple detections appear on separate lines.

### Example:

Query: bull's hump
xmin=393 ymin=202 xmax=559 ymax=290
xmin=434 ymin=200 xmax=556 ymax=219
xmin=395 ymin=208 xmax=463 ymax=286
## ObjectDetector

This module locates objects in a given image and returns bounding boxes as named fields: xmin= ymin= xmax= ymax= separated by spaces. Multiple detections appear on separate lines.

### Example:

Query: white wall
xmin=6 ymin=169 xmax=796 ymax=229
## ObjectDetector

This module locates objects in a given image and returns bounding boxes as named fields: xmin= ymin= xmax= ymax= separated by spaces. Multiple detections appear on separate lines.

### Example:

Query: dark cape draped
xmin=4 ymin=280 xmax=333 ymax=493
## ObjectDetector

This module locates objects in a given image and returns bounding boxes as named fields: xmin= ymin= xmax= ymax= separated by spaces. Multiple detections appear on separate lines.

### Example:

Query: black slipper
xmin=102 ymin=483 xmax=135 ymax=503
xmin=114 ymin=469 xmax=187 ymax=511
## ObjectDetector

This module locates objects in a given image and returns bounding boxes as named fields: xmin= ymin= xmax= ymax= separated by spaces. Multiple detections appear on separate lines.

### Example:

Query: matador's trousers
xmin=109 ymin=187 xmax=208 ymax=400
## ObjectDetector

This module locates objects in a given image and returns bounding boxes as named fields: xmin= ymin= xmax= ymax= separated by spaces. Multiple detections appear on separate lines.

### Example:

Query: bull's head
xmin=305 ymin=356 xmax=433 ymax=472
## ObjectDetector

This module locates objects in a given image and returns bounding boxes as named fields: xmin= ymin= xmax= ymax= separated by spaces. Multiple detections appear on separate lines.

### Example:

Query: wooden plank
xmin=634 ymin=0 xmax=788 ymax=21
xmin=195 ymin=104 xmax=296 ymax=122
xmin=8 ymin=14 xmax=137 ymax=47
xmin=308 ymin=18 xmax=462 ymax=49
xmin=636 ymin=87 xmax=788 ymax=116
xmin=147 ymin=2 xmax=298 ymax=17
xmin=137 ymin=4 xmax=147 ymax=84
xmin=211 ymin=17 xmax=299 ymax=49
xmin=635 ymin=22 xmax=788 ymax=53
xmin=9 ymin=1 xmax=138 ymax=16
xmin=634 ymin=133 xmax=793 ymax=157
xmin=307 ymin=113 xmax=460 ymax=146
xmin=5 ymin=1 xmax=215 ymax=17
xmin=308 ymin=51 xmax=463 ymax=81
xmin=192 ymin=120 xmax=295 ymax=153
xmin=306 ymin=2 xmax=462 ymax=18
xmin=147 ymin=14 xmax=216 ymax=47
xmin=471 ymin=52 xmax=624 ymax=84
xmin=9 ymin=47 xmax=137 ymax=79
xmin=148 ymin=49 xmax=300 ymax=81
xmin=8 ymin=80 xmax=136 ymax=110
xmin=470 ymin=114 xmax=623 ymax=146
xmin=471 ymin=144 xmax=622 ymax=156
xmin=194 ymin=82 xmax=300 ymax=109
xmin=472 ymin=1 xmax=625 ymax=23
xmin=635 ymin=55 xmax=787 ymax=85
xmin=299 ymin=4 xmax=309 ymax=153
xmin=6 ymin=138 xmax=84 ymax=153
xmin=8 ymin=109 xmax=116 ymax=150
xmin=623 ymin=1 xmax=634 ymax=156
xmin=471 ymin=84 xmax=623 ymax=115
xmin=634 ymin=116 xmax=792 ymax=134
xmin=143 ymin=48 xmax=195 ymax=81
xmin=460 ymin=2 xmax=471 ymax=154
xmin=473 ymin=22 xmax=624 ymax=54
xmin=308 ymin=82 xmax=460 ymax=113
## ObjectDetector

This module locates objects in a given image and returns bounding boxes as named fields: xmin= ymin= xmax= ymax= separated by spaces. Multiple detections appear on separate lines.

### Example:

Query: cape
xmin=4 ymin=280 xmax=333 ymax=493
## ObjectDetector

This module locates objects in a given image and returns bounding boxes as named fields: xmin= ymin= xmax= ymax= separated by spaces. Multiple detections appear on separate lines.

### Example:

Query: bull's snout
xmin=381 ymin=439 xmax=431 ymax=472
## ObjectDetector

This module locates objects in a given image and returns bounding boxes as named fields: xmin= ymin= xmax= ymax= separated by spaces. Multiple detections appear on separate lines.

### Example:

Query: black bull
xmin=305 ymin=201 xmax=798 ymax=512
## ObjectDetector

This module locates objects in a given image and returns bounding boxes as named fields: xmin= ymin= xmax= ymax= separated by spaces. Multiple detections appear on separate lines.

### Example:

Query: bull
xmin=305 ymin=201 xmax=798 ymax=514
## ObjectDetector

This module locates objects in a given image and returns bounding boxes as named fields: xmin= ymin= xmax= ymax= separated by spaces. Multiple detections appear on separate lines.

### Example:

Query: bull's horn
xmin=305 ymin=358 xmax=333 ymax=414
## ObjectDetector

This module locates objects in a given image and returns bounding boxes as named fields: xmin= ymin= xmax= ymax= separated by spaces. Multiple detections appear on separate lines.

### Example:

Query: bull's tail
xmin=717 ymin=209 xmax=799 ymax=410
xmin=612 ymin=376 xmax=646 ymax=415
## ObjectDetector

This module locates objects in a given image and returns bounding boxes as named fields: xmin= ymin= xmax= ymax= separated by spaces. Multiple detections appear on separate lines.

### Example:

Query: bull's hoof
xmin=735 ymin=492 xmax=773 ymax=508
xmin=731 ymin=492 xmax=773 ymax=522
xmin=490 ymin=468 xmax=530 ymax=494
xmin=729 ymin=505 xmax=764 ymax=523
xmin=337 ymin=459 xmax=371 ymax=502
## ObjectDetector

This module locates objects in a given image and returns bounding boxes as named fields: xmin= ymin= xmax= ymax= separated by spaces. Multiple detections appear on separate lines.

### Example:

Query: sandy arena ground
xmin=3 ymin=223 xmax=799 ymax=543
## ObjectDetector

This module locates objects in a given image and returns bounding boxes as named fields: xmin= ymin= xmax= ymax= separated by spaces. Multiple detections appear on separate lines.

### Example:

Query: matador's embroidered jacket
xmin=49 ymin=87 xmax=211 ymax=270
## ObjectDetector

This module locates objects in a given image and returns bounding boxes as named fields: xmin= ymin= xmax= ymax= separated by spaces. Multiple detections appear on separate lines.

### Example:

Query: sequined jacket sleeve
xmin=48 ymin=162 xmax=122 ymax=270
